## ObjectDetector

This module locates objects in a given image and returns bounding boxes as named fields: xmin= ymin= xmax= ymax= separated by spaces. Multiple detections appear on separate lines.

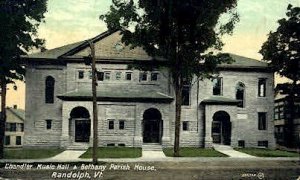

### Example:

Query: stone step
xmin=142 ymin=144 xmax=163 ymax=151
xmin=67 ymin=143 xmax=89 ymax=150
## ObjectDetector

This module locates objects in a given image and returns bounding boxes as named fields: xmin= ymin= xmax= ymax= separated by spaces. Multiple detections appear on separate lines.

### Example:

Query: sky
xmin=6 ymin=0 xmax=300 ymax=109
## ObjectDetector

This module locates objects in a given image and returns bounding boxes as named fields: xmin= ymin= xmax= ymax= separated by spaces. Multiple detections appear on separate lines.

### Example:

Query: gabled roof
xmin=5 ymin=107 xmax=25 ymax=123
xmin=24 ymin=30 xmax=269 ymax=70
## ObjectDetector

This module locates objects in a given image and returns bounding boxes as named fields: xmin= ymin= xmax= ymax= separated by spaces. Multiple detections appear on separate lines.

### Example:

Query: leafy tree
xmin=101 ymin=0 xmax=239 ymax=156
xmin=260 ymin=4 xmax=300 ymax=147
xmin=0 ymin=0 xmax=47 ymax=158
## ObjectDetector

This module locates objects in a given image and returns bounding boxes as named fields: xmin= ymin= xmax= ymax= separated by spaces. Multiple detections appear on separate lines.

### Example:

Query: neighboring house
xmin=3 ymin=106 xmax=25 ymax=147
xmin=22 ymin=30 xmax=275 ymax=149
xmin=274 ymin=95 xmax=300 ymax=148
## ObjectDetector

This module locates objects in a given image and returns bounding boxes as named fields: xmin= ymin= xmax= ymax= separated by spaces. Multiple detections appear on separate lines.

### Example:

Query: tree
xmin=260 ymin=4 xmax=300 ymax=147
xmin=0 ymin=0 xmax=47 ymax=158
xmin=101 ymin=0 xmax=239 ymax=156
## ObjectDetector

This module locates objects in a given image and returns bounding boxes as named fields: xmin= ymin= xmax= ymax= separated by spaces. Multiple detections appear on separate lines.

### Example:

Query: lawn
xmin=163 ymin=147 xmax=227 ymax=157
xmin=80 ymin=147 xmax=142 ymax=158
xmin=234 ymin=148 xmax=299 ymax=157
xmin=4 ymin=148 xmax=64 ymax=159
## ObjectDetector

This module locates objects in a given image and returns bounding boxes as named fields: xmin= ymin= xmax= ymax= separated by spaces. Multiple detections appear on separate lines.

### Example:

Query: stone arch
xmin=212 ymin=111 xmax=231 ymax=145
xmin=143 ymin=108 xmax=163 ymax=143
xmin=69 ymin=106 xmax=91 ymax=143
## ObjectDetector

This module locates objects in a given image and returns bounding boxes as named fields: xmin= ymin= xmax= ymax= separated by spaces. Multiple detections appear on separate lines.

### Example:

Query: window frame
xmin=212 ymin=77 xmax=223 ymax=96
xmin=5 ymin=136 xmax=10 ymax=145
xmin=119 ymin=120 xmax=125 ymax=130
xmin=16 ymin=136 xmax=22 ymax=145
xmin=115 ymin=71 xmax=122 ymax=80
xmin=258 ymin=112 xmax=267 ymax=130
xmin=258 ymin=78 xmax=267 ymax=97
xmin=236 ymin=82 xmax=245 ymax=108
xmin=104 ymin=71 xmax=111 ymax=81
xmin=139 ymin=72 xmax=147 ymax=81
xmin=151 ymin=72 xmax=158 ymax=81
xmin=182 ymin=84 xmax=191 ymax=106
xmin=108 ymin=120 xmax=114 ymax=130
xmin=182 ymin=121 xmax=189 ymax=131
xmin=45 ymin=76 xmax=55 ymax=104
xmin=46 ymin=119 xmax=52 ymax=130
xmin=125 ymin=72 xmax=132 ymax=81
xmin=78 ymin=70 xmax=84 ymax=79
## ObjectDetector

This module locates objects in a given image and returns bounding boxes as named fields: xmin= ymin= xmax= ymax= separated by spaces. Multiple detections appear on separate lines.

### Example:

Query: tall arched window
xmin=236 ymin=82 xmax=245 ymax=108
xmin=45 ymin=76 xmax=55 ymax=103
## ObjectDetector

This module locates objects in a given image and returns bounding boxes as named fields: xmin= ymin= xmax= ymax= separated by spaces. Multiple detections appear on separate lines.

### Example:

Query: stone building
xmin=23 ymin=30 xmax=275 ymax=149
xmin=3 ymin=106 xmax=25 ymax=148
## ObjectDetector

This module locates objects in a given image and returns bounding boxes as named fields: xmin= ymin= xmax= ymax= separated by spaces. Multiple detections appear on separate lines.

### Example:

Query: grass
xmin=4 ymin=148 xmax=64 ymax=159
xmin=163 ymin=147 xmax=227 ymax=157
xmin=234 ymin=148 xmax=299 ymax=157
xmin=80 ymin=147 xmax=142 ymax=158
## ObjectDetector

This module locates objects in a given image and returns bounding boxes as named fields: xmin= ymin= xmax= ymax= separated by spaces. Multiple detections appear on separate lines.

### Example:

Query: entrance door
xmin=75 ymin=120 xmax=90 ymax=142
xmin=212 ymin=121 xmax=221 ymax=143
xmin=143 ymin=119 xmax=160 ymax=143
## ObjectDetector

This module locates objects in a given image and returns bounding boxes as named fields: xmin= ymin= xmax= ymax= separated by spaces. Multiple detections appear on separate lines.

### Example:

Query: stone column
xmin=204 ymin=106 xmax=213 ymax=148
xmin=161 ymin=113 xmax=171 ymax=147
xmin=60 ymin=102 xmax=70 ymax=148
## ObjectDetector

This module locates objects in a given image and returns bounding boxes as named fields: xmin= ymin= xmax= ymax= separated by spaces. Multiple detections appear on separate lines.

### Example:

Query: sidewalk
xmin=212 ymin=144 xmax=256 ymax=158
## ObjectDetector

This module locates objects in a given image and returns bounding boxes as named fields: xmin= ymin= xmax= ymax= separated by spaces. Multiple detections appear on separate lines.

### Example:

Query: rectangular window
xmin=46 ymin=119 xmax=52 ymax=130
xmin=89 ymin=71 xmax=93 ymax=79
xmin=5 ymin=136 xmax=10 ymax=145
xmin=238 ymin=140 xmax=245 ymax=148
xmin=108 ymin=120 xmax=114 ymax=130
xmin=258 ymin=112 xmax=267 ymax=130
xmin=151 ymin=73 xmax=158 ymax=81
xmin=104 ymin=72 xmax=111 ymax=80
xmin=20 ymin=123 xmax=24 ymax=132
xmin=5 ymin=123 xmax=10 ymax=131
xmin=258 ymin=78 xmax=266 ymax=97
xmin=16 ymin=136 xmax=21 ymax=145
xmin=78 ymin=71 xmax=84 ymax=79
xmin=116 ymin=72 xmax=122 ymax=80
xmin=97 ymin=72 xmax=104 ymax=81
xmin=140 ymin=72 xmax=147 ymax=81
xmin=125 ymin=72 xmax=132 ymax=81
xmin=10 ymin=123 xmax=16 ymax=132
xmin=212 ymin=77 xmax=223 ymax=95
xmin=119 ymin=120 xmax=125 ymax=130
xmin=182 ymin=121 xmax=189 ymax=131
xmin=258 ymin=141 xmax=268 ymax=148
xmin=182 ymin=84 xmax=190 ymax=106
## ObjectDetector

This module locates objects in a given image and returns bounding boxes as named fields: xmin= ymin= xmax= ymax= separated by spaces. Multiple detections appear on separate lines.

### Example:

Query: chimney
xmin=13 ymin=105 xmax=17 ymax=109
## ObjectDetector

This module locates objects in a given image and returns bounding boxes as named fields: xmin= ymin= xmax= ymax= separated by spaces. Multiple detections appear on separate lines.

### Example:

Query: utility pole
xmin=85 ymin=41 xmax=98 ymax=164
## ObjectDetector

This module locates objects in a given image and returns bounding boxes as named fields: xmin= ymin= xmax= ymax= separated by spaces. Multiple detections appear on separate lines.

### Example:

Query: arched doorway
xmin=212 ymin=111 xmax=231 ymax=145
xmin=143 ymin=108 xmax=163 ymax=143
xmin=70 ymin=107 xmax=91 ymax=143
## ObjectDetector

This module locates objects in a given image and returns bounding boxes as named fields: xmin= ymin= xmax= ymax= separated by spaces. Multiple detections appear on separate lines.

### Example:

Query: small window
xmin=258 ymin=141 xmax=268 ymax=148
xmin=107 ymin=143 xmax=115 ymax=147
xmin=116 ymin=72 xmax=122 ymax=80
xmin=118 ymin=143 xmax=125 ymax=147
xmin=125 ymin=72 xmax=132 ymax=81
xmin=16 ymin=136 xmax=21 ymax=145
xmin=5 ymin=123 xmax=10 ymax=131
xmin=119 ymin=120 xmax=125 ymax=130
xmin=258 ymin=78 xmax=266 ymax=97
xmin=108 ymin=120 xmax=114 ymax=129
xmin=104 ymin=72 xmax=111 ymax=80
xmin=45 ymin=76 xmax=55 ymax=104
xmin=16 ymin=123 xmax=23 ymax=132
xmin=182 ymin=121 xmax=189 ymax=131
xmin=10 ymin=123 xmax=16 ymax=132
xmin=78 ymin=71 xmax=84 ymax=79
xmin=236 ymin=82 xmax=245 ymax=108
xmin=5 ymin=136 xmax=10 ymax=145
xmin=238 ymin=140 xmax=245 ymax=148
xmin=182 ymin=84 xmax=190 ymax=106
xmin=89 ymin=71 xmax=93 ymax=79
xmin=20 ymin=123 xmax=24 ymax=132
xmin=258 ymin=112 xmax=267 ymax=130
xmin=97 ymin=72 xmax=104 ymax=81
xmin=140 ymin=72 xmax=147 ymax=81
xmin=151 ymin=73 xmax=158 ymax=81
xmin=46 ymin=119 xmax=52 ymax=130
xmin=212 ymin=77 xmax=223 ymax=95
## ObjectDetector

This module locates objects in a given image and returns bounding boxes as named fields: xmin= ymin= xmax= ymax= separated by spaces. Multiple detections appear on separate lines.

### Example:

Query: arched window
xmin=236 ymin=82 xmax=245 ymax=108
xmin=45 ymin=76 xmax=55 ymax=103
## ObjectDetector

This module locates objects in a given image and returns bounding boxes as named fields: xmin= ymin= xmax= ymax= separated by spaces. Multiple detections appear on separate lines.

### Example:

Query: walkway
xmin=141 ymin=144 xmax=166 ymax=159
xmin=213 ymin=144 xmax=256 ymax=158
xmin=49 ymin=150 xmax=86 ymax=161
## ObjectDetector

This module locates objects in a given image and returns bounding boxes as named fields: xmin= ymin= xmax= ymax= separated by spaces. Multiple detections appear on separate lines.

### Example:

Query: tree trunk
xmin=173 ymin=78 xmax=182 ymax=157
xmin=0 ymin=78 xmax=7 ymax=159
